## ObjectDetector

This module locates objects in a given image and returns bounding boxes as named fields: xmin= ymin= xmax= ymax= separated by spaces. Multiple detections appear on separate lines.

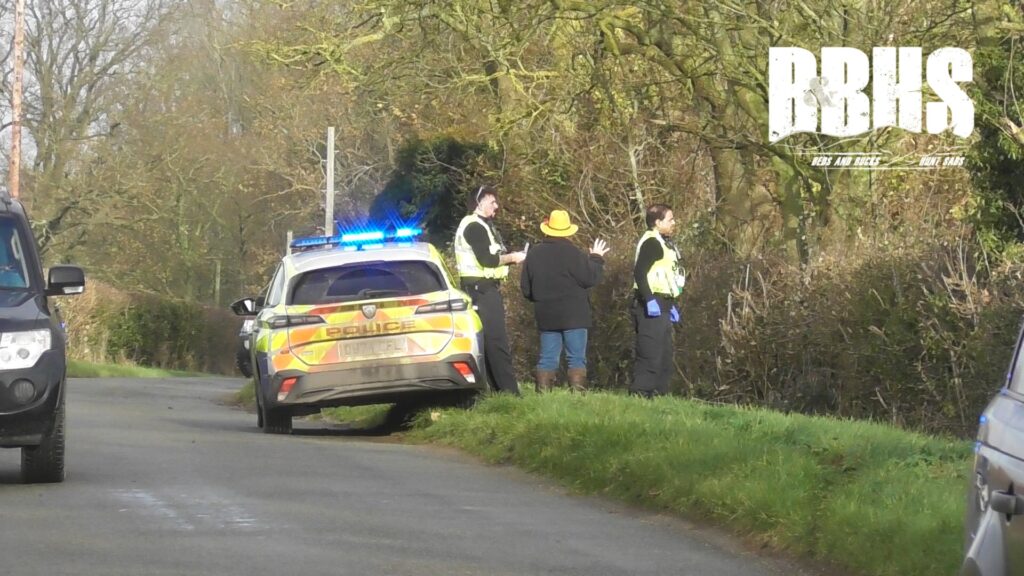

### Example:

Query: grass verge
xmin=407 ymin=390 xmax=972 ymax=576
xmin=233 ymin=378 xmax=256 ymax=407
xmin=318 ymin=405 xmax=394 ymax=428
xmin=68 ymin=359 xmax=205 ymax=378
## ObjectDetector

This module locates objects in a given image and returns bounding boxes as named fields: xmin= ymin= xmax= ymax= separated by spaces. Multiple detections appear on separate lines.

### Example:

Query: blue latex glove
xmin=645 ymin=299 xmax=661 ymax=317
xmin=670 ymin=306 xmax=680 ymax=323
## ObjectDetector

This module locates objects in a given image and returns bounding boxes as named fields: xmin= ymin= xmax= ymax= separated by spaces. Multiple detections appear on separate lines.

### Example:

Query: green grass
xmin=320 ymin=405 xmax=393 ymax=428
xmin=407 ymin=390 xmax=972 ymax=576
xmin=233 ymin=378 xmax=257 ymax=407
xmin=67 ymin=359 xmax=206 ymax=378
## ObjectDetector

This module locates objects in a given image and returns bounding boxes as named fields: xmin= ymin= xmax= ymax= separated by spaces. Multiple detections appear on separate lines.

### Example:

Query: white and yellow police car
xmin=231 ymin=228 xmax=485 ymax=434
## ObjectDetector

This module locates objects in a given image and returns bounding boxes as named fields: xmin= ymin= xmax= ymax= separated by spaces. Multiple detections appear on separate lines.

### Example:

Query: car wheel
xmin=236 ymin=344 xmax=253 ymax=378
xmin=452 ymin=391 xmax=480 ymax=409
xmin=385 ymin=401 xmax=424 ymax=428
xmin=262 ymin=403 xmax=291 ymax=435
xmin=21 ymin=394 xmax=66 ymax=483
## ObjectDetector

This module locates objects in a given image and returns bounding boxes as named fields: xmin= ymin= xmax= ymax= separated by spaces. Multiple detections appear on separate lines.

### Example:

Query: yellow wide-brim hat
xmin=540 ymin=209 xmax=578 ymax=237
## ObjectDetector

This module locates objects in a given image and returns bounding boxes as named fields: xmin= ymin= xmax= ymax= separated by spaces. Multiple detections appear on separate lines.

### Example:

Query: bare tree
xmin=0 ymin=0 xmax=176 ymax=252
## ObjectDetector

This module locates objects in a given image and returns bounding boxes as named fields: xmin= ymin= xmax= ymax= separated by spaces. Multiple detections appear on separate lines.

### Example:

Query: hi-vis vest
xmin=633 ymin=230 xmax=684 ymax=297
xmin=454 ymin=214 xmax=509 ymax=280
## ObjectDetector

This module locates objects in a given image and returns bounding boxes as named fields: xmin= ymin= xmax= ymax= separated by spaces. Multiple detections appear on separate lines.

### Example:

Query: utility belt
xmin=462 ymin=278 xmax=501 ymax=292
xmin=636 ymin=292 xmax=674 ymax=303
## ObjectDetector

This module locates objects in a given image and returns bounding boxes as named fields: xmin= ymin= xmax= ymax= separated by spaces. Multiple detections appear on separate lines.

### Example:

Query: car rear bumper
xmin=266 ymin=353 xmax=485 ymax=410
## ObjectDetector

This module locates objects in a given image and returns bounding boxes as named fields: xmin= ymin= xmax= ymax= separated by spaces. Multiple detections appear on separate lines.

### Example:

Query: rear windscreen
xmin=290 ymin=261 xmax=446 ymax=305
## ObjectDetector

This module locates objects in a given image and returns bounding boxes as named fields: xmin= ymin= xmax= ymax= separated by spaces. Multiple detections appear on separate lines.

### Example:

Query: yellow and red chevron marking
xmin=263 ymin=291 xmax=477 ymax=370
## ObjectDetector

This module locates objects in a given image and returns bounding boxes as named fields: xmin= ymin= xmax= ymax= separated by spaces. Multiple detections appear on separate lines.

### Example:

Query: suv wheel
xmin=21 ymin=394 xmax=66 ymax=483
xmin=236 ymin=348 xmax=253 ymax=378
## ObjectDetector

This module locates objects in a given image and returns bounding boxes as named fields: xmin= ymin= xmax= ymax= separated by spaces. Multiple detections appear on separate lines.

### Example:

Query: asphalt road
xmin=0 ymin=377 xmax=818 ymax=576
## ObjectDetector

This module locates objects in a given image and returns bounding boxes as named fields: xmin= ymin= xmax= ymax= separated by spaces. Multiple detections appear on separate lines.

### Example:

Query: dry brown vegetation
xmin=3 ymin=1 xmax=1020 ymax=435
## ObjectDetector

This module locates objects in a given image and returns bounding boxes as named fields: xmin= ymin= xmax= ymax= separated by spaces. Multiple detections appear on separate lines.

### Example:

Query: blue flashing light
xmin=341 ymin=231 xmax=385 ymax=243
xmin=290 ymin=226 xmax=423 ymax=251
xmin=980 ymin=414 xmax=988 ymax=425
xmin=292 ymin=236 xmax=332 ymax=248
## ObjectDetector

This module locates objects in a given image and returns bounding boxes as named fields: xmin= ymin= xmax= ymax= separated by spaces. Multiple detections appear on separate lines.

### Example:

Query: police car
xmin=231 ymin=228 xmax=485 ymax=434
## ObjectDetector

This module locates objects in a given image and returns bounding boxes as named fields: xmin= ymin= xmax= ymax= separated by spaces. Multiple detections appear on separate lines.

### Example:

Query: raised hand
xmin=590 ymin=238 xmax=610 ymax=257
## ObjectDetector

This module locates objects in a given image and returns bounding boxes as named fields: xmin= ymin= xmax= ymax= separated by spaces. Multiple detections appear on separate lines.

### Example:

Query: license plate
xmin=339 ymin=336 xmax=408 ymax=357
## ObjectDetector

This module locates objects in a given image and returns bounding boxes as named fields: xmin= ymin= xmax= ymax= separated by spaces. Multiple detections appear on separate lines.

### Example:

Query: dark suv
xmin=0 ymin=197 xmax=84 ymax=483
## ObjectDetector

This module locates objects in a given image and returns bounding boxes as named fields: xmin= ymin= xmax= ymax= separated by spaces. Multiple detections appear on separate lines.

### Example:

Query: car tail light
xmin=268 ymin=315 xmax=324 ymax=329
xmin=452 ymin=362 xmax=475 ymax=384
xmin=416 ymin=299 xmax=469 ymax=314
xmin=278 ymin=377 xmax=298 ymax=401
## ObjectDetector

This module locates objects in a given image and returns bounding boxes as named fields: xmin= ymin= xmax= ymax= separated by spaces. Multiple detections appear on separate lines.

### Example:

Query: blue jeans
xmin=537 ymin=329 xmax=588 ymax=371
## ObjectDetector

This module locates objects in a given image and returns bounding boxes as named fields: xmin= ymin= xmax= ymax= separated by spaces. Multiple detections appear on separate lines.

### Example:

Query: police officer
xmin=454 ymin=185 xmax=526 ymax=394
xmin=631 ymin=204 xmax=684 ymax=398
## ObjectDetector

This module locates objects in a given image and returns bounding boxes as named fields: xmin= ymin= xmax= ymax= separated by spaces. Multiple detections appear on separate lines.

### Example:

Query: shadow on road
xmin=291 ymin=424 xmax=402 ymax=438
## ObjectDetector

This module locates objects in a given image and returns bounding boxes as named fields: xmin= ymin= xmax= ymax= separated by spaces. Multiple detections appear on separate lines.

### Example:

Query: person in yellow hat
xmin=520 ymin=209 xmax=609 ymax=392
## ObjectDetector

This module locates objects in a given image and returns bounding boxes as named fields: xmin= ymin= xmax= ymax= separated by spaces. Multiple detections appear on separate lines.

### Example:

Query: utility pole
xmin=325 ymin=126 xmax=335 ymax=235
xmin=213 ymin=259 xmax=221 ymax=307
xmin=9 ymin=0 xmax=26 ymax=198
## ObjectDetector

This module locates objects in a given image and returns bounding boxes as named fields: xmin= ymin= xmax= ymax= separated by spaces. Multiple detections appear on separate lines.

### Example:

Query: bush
xmin=706 ymin=245 xmax=1020 ymax=436
xmin=59 ymin=280 xmax=239 ymax=374
xmin=502 ymin=231 xmax=1018 ymax=437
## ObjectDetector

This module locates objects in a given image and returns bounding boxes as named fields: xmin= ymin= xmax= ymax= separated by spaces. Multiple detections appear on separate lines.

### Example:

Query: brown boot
xmin=567 ymin=367 xmax=587 ymax=393
xmin=535 ymin=370 xmax=556 ymax=393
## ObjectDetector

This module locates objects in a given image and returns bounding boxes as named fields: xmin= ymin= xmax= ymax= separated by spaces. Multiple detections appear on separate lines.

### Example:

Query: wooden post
xmin=325 ymin=127 xmax=335 ymax=235
xmin=9 ymin=0 xmax=26 ymax=198
xmin=214 ymin=259 xmax=221 ymax=307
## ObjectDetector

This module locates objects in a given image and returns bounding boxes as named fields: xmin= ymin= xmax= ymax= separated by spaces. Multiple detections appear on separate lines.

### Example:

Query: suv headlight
xmin=240 ymin=319 xmax=255 ymax=335
xmin=0 ymin=329 xmax=51 ymax=370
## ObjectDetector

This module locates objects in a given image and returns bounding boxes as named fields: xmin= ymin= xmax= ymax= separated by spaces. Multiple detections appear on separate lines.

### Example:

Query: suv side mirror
xmin=45 ymin=265 xmax=85 ymax=296
xmin=231 ymin=297 xmax=259 ymax=316
xmin=990 ymin=490 xmax=1024 ymax=516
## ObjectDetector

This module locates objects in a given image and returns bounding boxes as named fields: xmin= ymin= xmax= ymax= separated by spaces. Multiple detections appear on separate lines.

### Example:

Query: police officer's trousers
xmin=462 ymin=279 xmax=520 ymax=395
xmin=630 ymin=295 xmax=675 ymax=396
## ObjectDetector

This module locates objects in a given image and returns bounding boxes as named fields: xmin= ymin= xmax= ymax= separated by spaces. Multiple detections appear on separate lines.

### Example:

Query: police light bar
xmin=342 ymin=231 xmax=384 ymax=243
xmin=290 ymin=227 xmax=423 ymax=250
